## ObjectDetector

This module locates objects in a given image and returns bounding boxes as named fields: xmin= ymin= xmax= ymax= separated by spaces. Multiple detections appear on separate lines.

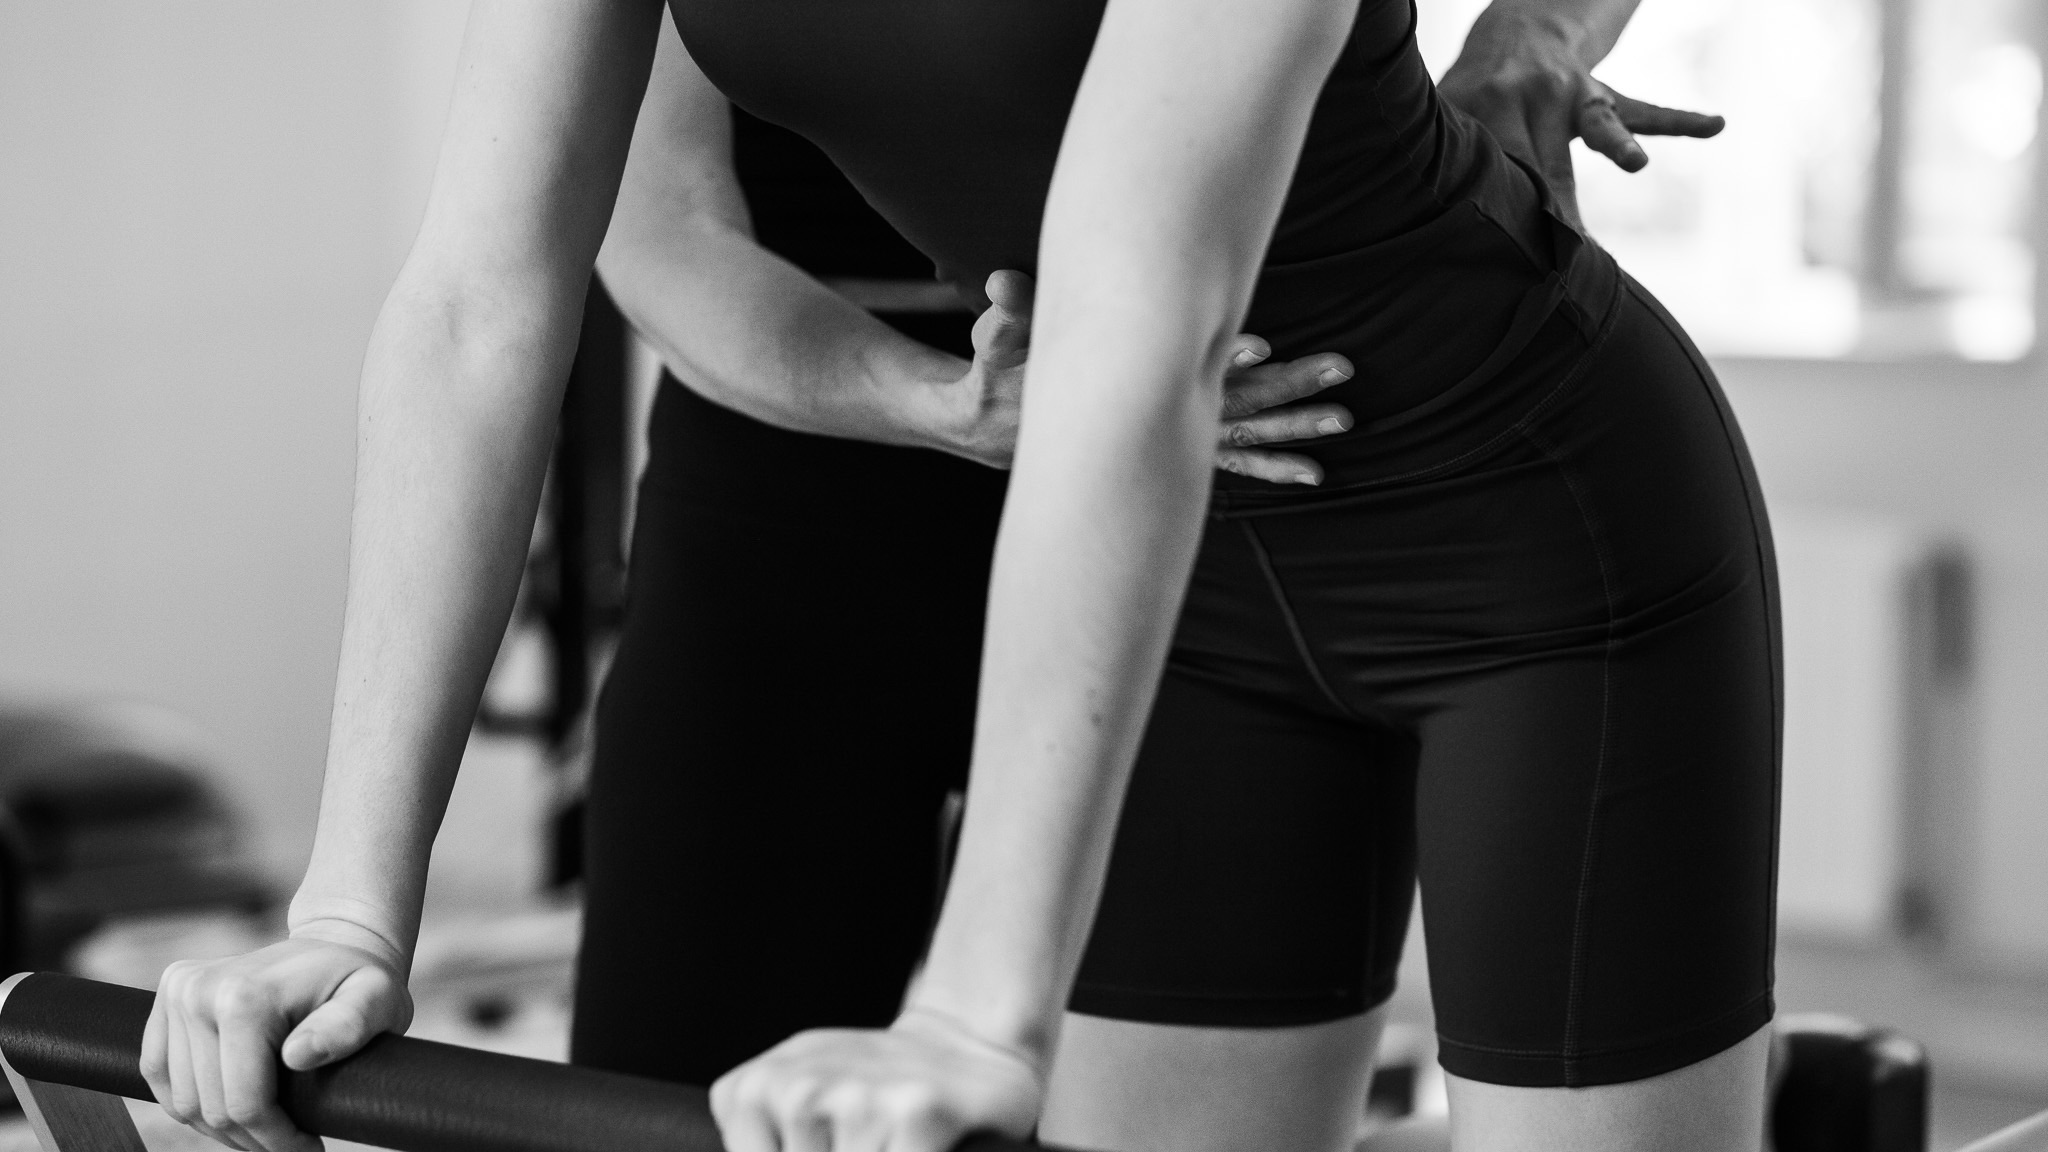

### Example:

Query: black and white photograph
xmin=1 ymin=1 xmax=2045 ymax=1151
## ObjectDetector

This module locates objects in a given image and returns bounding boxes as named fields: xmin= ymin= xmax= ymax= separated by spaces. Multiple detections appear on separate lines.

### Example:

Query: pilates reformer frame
xmin=0 ymin=972 xmax=1036 ymax=1152
xmin=4 ymin=971 xmax=2046 ymax=1152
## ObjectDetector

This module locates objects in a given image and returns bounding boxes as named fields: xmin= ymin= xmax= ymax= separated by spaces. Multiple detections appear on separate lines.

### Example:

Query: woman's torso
xmin=674 ymin=0 xmax=1572 ymax=433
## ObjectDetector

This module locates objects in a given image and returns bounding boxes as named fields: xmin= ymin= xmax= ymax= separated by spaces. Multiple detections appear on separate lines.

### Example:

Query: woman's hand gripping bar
xmin=0 ymin=973 xmax=1048 ymax=1152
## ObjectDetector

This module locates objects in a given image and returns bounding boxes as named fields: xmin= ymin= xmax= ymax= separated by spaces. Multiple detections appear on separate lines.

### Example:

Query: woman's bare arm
xmin=597 ymin=20 xmax=985 ymax=455
xmin=142 ymin=5 xmax=662 ymax=1152
xmin=709 ymin=0 xmax=1358 ymax=1147
xmin=298 ymin=0 xmax=660 ymax=974
xmin=910 ymin=0 xmax=1357 ymax=1059
xmin=601 ymin=17 xmax=1361 ymax=478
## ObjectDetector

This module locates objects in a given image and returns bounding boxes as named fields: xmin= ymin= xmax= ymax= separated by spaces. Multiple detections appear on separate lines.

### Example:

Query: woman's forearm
xmin=288 ymin=270 xmax=587 ymax=967
xmin=909 ymin=336 xmax=1220 ymax=1059
xmin=904 ymin=0 xmax=1355 ymax=1063
xmin=597 ymin=17 xmax=974 ymax=453
xmin=598 ymin=217 xmax=970 ymax=451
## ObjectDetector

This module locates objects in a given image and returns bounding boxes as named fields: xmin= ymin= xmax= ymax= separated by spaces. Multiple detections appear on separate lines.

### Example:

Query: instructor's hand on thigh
xmin=712 ymin=1008 xmax=1042 ymax=1152
xmin=140 ymin=926 xmax=413 ymax=1152
xmin=950 ymin=270 xmax=1357 ymax=485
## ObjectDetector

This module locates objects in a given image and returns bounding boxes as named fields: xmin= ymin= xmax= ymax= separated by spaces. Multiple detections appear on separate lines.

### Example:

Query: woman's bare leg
xmin=1446 ymin=1024 xmax=1772 ymax=1152
xmin=1039 ymin=1009 xmax=1386 ymax=1152
xmin=1040 ymin=1017 xmax=1769 ymax=1152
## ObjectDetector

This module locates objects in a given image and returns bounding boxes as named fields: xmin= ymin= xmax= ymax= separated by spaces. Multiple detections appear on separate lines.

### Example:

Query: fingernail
xmin=1316 ymin=417 xmax=1347 ymax=435
xmin=1319 ymin=367 xmax=1351 ymax=385
xmin=1233 ymin=348 xmax=1263 ymax=368
xmin=1294 ymin=472 xmax=1320 ymax=485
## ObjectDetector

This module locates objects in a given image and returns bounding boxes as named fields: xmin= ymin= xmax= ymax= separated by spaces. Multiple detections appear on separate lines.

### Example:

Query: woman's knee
xmin=1444 ymin=1023 xmax=1772 ymax=1152
xmin=1038 ymin=1010 xmax=1385 ymax=1152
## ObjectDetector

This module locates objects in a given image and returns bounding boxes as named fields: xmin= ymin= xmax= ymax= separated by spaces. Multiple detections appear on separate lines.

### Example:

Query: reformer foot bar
xmin=0 ymin=973 xmax=1042 ymax=1152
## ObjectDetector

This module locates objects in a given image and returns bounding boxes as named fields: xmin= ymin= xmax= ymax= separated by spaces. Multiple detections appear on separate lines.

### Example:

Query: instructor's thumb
xmin=972 ymin=269 xmax=1035 ymax=370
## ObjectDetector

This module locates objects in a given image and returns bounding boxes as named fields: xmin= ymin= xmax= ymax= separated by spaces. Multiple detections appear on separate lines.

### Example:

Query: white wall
xmin=1721 ymin=357 xmax=2048 ymax=970
xmin=0 ymin=3 xmax=469 ymax=877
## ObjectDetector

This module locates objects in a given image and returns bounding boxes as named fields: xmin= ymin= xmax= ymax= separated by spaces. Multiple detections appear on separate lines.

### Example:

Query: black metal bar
xmin=0 ymin=974 xmax=1038 ymax=1152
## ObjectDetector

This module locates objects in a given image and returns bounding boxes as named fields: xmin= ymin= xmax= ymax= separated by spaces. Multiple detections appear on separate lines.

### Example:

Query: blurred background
xmin=0 ymin=2 xmax=2044 ymax=1150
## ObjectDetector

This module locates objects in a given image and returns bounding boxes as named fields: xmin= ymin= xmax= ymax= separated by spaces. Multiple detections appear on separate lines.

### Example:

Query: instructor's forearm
xmin=290 ymin=275 xmax=583 ymax=966
xmin=599 ymin=221 xmax=966 ymax=450
xmin=1472 ymin=0 xmax=1643 ymax=67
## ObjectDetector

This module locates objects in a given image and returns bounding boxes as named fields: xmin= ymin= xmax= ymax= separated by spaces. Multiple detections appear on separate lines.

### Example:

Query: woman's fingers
xmin=169 ymin=1008 xmax=248 ymax=1151
xmin=1219 ymin=402 xmax=1351 ymax=449
xmin=711 ymin=1067 xmax=785 ymax=1152
xmin=824 ymin=1083 xmax=892 ymax=1152
xmin=1522 ymin=87 xmax=1581 ymax=224
xmin=1214 ymin=341 xmax=1351 ymax=484
xmin=141 ymin=993 xmax=174 ymax=1114
xmin=971 ymin=270 xmax=1035 ymax=372
xmin=217 ymin=979 xmax=321 ymax=1152
xmin=1220 ymin=350 xmax=1351 ymax=418
xmin=161 ymin=998 xmax=205 ymax=1131
xmin=1579 ymin=85 xmax=1727 ymax=173
xmin=149 ymin=937 xmax=412 ymax=1152
xmin=710 ymin=1022 xmax=1038 ymax=1152
xmin=1613 ymin=91 xmax=1725 ymax=139
xmin=1576 ymin=92 xmax=1647 ymax=172
xmin=1217 ymin=448 xmax=1323 ymax=486
xmin=280 ymin=964 xmax=404 ymax=1071
xmin=984 ymin=269 xmax=1034 ymax=319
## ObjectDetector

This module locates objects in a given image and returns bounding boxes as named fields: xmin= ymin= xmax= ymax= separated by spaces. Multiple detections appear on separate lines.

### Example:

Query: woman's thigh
xmin=1052 ymin=608 xmax=1418 ymax=1151
xmin=1041 ymin=1009 xmax=1387 ymax=1152
xmin=1446 ymin=1024 xmax=1770 ymax=1152
xmin=1211 ymin=279 xmax=1776 ymax=1144
xmin=572 ymin=381 xmax=1007 ymax=1084
xmin=1399 ymin=282 xmax=1779 ymax=1091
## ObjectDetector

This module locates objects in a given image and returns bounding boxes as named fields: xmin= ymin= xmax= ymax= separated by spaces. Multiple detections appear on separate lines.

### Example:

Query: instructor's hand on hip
xmin=140 ymin=922 xmax=413 ymax=1152
xmin=712 ymin=1007 xmax=1042 ymax=1152
xmin=1438 ymin=4 xmax=1723 ymax=229
xmin=948 ymin=269 xmax=1357 ymax=485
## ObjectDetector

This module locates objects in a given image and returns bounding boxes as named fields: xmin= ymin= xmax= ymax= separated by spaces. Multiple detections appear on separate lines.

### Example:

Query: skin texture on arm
xmin=707 ymin=0 xmax=1359 ymax=1148
xmin=138 ymin=4 xmax=663 ymax=1152
xmin=908 ymin=0 xmax=1359 ymax=1051
xmin=1440 ymin=0 xmax=1724 ymax=225
xmin=602 ymin=16 xmax=1362 ymax=481
xmin=597 ymin=20 xmax=981 ymax=456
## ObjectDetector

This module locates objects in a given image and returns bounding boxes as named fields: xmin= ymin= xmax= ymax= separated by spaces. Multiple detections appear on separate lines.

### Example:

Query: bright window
xmin=1416 ymin=0 xmax=2040 ymax=361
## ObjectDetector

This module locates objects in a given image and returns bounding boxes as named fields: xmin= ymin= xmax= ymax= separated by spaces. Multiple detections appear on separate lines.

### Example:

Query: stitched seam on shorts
xmin=1627 ymin=276 xmax=1786 ymax=990
xmin=1518 ymin=427 xmax=1619 ymax=1084
xmin=1235 ymin=520 xmax=1366 ymax=723
xmin=1436 ymin=989 xmax=1775 ymax=1059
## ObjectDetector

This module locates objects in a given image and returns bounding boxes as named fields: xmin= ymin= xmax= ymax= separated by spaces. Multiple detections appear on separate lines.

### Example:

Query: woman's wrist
xmin=285 ymin=894 xmax=415 ymax=974
xmin=900 ymin=958 xmax=1065 ymax=1071
xmin=892 ymin=1004 xmax=1051 ymax=1083
xmin=1466 ymin=0 xmax=1638 ymax=70
xmin=1466 ymin=2 xmax=1588 ymax=64
xmin=862 ymin=338 xmax=986 ymax=460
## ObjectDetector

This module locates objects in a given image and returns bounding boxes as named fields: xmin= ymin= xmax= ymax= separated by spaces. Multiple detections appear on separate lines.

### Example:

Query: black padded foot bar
xmin=0 ymin=972 xmax=1039 ymax=1152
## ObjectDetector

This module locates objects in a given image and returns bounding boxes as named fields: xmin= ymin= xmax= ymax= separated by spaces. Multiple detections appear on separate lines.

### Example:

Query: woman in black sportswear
xmin=143 ymin=1 xmax=1770 ymax=1150
xmin=574 ymin=80 xmax=1363 ymax=1085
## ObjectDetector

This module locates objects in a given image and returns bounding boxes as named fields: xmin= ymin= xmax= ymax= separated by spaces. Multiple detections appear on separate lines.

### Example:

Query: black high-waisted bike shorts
xmin=1069 ymin=254 xmax=1781 ymax=1089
